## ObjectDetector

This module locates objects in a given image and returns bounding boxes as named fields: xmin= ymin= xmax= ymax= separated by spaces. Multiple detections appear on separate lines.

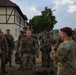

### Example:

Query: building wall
xmin=0 ymin=7 xmax=15 ymax=23
xmin=0 ymin=24 xmax=21 ymax=41
xmin=15 ymin=9 xmax=25 ymax=27
xmin=0 ymin=7 xmax=6 ymax=23
xmin=0 ymin=7 xmax=27 ymax=41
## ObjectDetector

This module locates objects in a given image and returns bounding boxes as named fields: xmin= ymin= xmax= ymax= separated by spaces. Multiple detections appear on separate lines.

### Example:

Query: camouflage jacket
xmin=0 ymin=35 xmax=8 ymax=53
xmin=50 ymin=39 xmax=76 ymax=75
xmin=53 ymin=34 xmax=62 ymax=49
xmin=17 ymin=33 xmax=26 ymax=50
xmin=40 ymin=36 xmax=53 ymax=52
xmin=4 ymin=34 xmax=14 ymax=49
xmin=19 ymin=36 xmax=38 ymax=54
xmin=38 ymin=32 xmax=45 ymax=40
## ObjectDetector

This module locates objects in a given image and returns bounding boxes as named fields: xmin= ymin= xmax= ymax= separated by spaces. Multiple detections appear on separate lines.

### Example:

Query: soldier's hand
xmin=19 ymin=54 xmax=22 ymax=58
xmin=6 ymin=51 xmax=8 ymax=56
xmin=51 ymin=44 xmax=56 ymax=51
xmin=34 ymin=54 xmax=37 ymax=58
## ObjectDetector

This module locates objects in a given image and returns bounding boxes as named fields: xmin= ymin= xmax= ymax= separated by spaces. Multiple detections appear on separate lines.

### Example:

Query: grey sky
xmin=11 ymin=0 xmax=76 ymax=29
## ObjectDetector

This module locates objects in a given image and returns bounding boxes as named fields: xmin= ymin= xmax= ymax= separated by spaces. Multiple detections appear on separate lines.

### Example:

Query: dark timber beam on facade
xmin=6 ymin=8 xmax=14 ymax=23
xmin=14 ymin=7 xmax=15 ymax=24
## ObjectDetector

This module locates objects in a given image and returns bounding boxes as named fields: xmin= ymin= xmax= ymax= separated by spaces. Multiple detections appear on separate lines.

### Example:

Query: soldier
xmin=17 ymin=27 xmax=27 ymax=70
xmin=71 ymin=31 xmax=76 ymax=42
xmin=74 ymin=31 xmax=76 ymax=42
xmin=40 ymin=31 xmax=53 ymax=67
xmin=38 ymin=28 xmax=47 ymax=58
xmin=0 ymin=30 xmax=8 ymax=73
xmin=17 ymin=27 xmax=27 ymax=51
xmin=51 ymin=27 xmax=76 ymax=75
xmin=38 ymin=27 xmax=47 ymax=41
xmin=18 ymin=30 xmax=38 ymax=71
xmin=53 ymin=30 xmax=62 ymax=50
xmin=4 ymin=29 xmax=14 ymax=67
xmin=32 ymin=34 xmax=39 ymax=66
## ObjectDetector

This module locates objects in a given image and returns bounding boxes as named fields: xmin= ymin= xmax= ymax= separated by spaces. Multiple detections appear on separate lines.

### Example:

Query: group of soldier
xmin=0 ymin=29 xmax=14 ymax=73
xmin=0 ymin=26 xmax=76 ymax=75
xmin=16 ymin=27 xmax=38 ymax=71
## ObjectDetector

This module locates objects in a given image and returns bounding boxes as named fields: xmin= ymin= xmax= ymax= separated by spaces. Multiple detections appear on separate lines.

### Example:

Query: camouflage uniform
xmin=32 ymin=34 xmax=39 ymax=65
xmin=73 ymin=32 xmax=76 ymax=42
xmin=16 ymin=33 xmax=26 ymax=69
xmin=38 ymin=32 xmax=45 ymax=40
xmin=50 ymin=39 xmax=76 ymax=75
xmin=17 ymin=33 xmax=26 ymax=51
xmin=0 ymin=35 xmax=8 ymax=72
xmin=4 ymin=34 xmax=14 ymax=66
xmin=40 ymin=35 xmax=53 ymax=67
xmin=74 ymin=33 xmax=76 ymax=42
xmin=53 ymin=34 xmax=62 ymax=50
xmin=38 ymin=32 xmax=46 ymax=50
xmin=19 ymin=36 xmax=38 ymax=70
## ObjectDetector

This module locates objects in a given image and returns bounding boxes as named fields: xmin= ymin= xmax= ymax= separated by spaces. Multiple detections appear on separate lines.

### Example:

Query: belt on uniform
xmin=23 ymin=51 xmax=34 ymax=53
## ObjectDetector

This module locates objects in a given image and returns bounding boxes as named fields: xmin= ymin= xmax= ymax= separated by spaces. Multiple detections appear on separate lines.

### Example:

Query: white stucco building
xmin=0 ymin=0 xmax=28 ymax=41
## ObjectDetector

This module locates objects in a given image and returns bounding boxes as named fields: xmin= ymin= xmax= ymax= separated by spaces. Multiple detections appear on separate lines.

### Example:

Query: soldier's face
xmin=46 ymin=32 xmax=50 ymax=37
xmin=23 ymin=29 xmax=27 ymax=33
xmin=26 ymin=31 xmax=32 ymax=38
xmin=59 ymin=30 xmax=61 ymax=36
xmin=0 ymin=32 xmax=2 ymax=36
xmin=6 ymin=31 xmax=10 ymax=35
xmin=60 ymin=31 xmax=65 ymax=40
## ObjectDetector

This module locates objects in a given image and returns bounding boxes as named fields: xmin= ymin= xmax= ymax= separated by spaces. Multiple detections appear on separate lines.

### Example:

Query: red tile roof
xmin=0 ymin=0 xmax=28 ymax=20
xmin=0 ymin=0 xmax=16 ymax=6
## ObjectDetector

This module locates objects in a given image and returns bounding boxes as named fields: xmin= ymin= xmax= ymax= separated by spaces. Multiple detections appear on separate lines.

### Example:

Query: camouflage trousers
xmin=41 ymin=52 xmax=51 ymax=67
xmin=21 ymin=53 xmax=34 ymax=70
xmin=8 ymin=47 xmax=13 ymax=62
xmin=0 ymin=52 xmax=6 ymax=70
xmin=57 ymin=66 xmax=76 ymax=75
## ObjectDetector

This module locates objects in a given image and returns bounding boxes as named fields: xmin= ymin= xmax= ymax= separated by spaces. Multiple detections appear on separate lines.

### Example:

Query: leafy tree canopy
xmin=29 ymin=7 xmax=57 ymax=33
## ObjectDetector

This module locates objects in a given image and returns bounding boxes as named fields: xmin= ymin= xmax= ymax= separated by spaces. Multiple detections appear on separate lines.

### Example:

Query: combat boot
xmin=1 ymin=64 xmax=7 ymax=73
xmin=9 ymin=62 xmax=12 ymax=67
xmin=18 ymin=67 xmax=22 ymax=70
xmin=1 ymin=68 xmax=7 ymax=73
xmin=3 ymin=70 xmax=8 ymax=73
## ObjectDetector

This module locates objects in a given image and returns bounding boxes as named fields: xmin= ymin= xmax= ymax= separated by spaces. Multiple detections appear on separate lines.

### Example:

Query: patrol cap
xmin=23 ymin=27 xmax=27 ymax=29
xmin=60 ymin=27 xmax=72 ymax=36
xmin=6 ymin=29 xmax=10 ymax=31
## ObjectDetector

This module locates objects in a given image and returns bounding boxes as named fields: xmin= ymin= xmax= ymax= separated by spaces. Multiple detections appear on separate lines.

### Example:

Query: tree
xmin=29 ymin=7 xmax=57 ymax=33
